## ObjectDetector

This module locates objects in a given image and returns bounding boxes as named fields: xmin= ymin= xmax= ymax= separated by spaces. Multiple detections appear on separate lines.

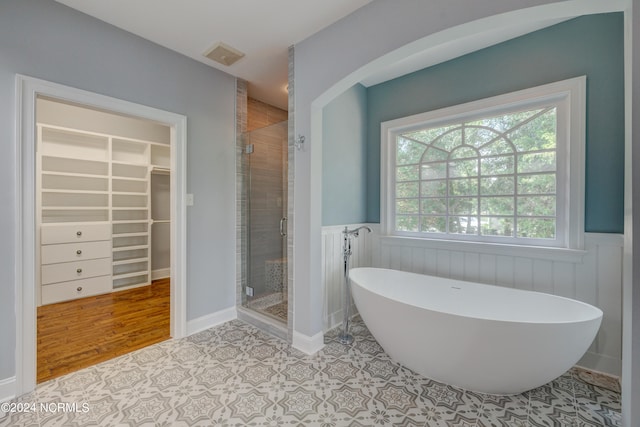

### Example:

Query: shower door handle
xmin=279 ymin=217 xmax=287 ymax=237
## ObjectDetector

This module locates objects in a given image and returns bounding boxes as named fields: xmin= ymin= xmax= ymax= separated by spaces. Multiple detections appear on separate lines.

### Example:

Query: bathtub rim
xmin=349 ymin=266 xmax=603 ymax=325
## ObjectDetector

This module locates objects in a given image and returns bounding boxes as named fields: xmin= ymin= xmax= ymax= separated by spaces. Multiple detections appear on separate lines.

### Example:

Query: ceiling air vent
xmin=203 ymin=42 xmax=245 ymax=66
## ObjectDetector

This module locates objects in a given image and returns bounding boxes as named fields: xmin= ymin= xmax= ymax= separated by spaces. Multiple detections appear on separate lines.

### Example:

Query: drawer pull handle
xmin=77 ymin=286 xmax=83 ymax=292
xmin=76 ymin=250 xmax=82 ymax=255
xmin=76 ymin=268 xmax=83 ymax=274
xmin=76 ymin=231 xmax=82 ymax=237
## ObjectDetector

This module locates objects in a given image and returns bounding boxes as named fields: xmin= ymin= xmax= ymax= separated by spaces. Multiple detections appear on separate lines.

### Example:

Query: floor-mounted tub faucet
xmin=344 ymin=225 xmax=372 ymax=237
xmin=338 ymin=225 xmax=372 ymax=345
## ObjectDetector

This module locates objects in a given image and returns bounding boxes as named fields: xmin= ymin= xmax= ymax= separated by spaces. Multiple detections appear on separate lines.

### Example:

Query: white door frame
xmin=15 ymin=75 xmax=187 ymax=395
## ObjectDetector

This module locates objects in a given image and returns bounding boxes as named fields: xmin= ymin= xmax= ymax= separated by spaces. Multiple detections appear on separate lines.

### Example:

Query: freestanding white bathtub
xmin=349 ymin=267 xmax=602 ymax=395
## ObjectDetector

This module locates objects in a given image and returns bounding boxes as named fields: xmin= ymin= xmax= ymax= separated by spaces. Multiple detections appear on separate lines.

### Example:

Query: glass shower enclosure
xmin=242 ymin=121 xmax=288 ymax=323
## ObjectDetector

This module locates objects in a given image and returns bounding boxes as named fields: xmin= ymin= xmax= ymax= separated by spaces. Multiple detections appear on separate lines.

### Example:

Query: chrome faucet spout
xmin=344 ymin=225 xmax=372 ymax=237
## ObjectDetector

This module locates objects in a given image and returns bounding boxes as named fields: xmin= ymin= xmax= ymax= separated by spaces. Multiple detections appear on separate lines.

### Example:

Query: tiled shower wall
xmin=246 ymin=123 xmax=287 ymax=298
xmin=235 ymin=80 xmax=248 ymax=308
xmin=286 ymin=46 xmax=295 ymax=340
xmin=245 ymin=96 xmax=288 ymax=299
xmin=247 ymin=98 xmax=288 ymax=132
xmin=321 ymin=225 xmax=623 ymax=377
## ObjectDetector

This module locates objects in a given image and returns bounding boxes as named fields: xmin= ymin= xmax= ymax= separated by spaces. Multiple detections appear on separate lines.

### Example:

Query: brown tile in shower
xmin=247 ymin=97 xmax=287 ymax=132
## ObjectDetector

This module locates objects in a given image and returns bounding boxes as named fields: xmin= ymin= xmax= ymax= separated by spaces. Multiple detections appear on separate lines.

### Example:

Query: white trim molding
xmin=186 ymin=307 xmax=237 ymax=336
xmin=380 ymin=76 xmax=586 ymax=251
xmin=15 ymin=75 xmax=188 ymax=397
xmin=152 ymin=268 xmax=171 ymax=281
xmin=0 ymin=377 xmax=16 ymax=404
xmin=292 ymin=330 xmax=325 ymax=355
xmin=579 ymin=352 xmax=623 ymax=378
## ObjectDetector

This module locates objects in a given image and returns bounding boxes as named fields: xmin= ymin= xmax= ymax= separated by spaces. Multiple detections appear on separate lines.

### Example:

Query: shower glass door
xmin=243 ymin=121 xmax=288 ymax=323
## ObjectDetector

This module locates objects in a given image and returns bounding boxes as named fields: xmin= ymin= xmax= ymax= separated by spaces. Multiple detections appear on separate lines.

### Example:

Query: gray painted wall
xmin=322 ymin=84 xmax=368 ymax=226
xmin=0 ymin=0 xmax=236 ymax=380
xmin=367 ymin=14 xmax=624 ymax=231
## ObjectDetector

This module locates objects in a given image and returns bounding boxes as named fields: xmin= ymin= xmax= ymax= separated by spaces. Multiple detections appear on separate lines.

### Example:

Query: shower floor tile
xmin=1 ymin=317 xmax=621 ymax=426
xmin=247 ymin=292 xmax=288 ymax=322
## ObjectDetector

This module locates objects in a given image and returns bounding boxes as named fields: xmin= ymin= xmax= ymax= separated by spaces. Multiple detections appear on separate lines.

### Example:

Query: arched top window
xmin=381 ymin=77 xmax=585 ymax=249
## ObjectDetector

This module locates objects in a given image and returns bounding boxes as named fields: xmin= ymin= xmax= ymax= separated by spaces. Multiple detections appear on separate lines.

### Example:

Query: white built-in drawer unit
xmin=41 ymin=240 xmax=111 ymax=265
xmin=41 ymin=223 xmax=111 ymax=245
xmin=40 ymin=222 xmax=112 ymax=304
xmin=41 ymin=258 xmax=111 ymax=285
xmin=41 ymin=276 xmax=112 ymax=305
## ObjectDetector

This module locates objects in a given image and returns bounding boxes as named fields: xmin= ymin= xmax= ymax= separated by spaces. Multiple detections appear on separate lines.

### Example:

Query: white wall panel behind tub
xmin=321 ymin=224 xmax=377 ymax=331
xmin=374 ymin=232 xmax=623 ymax=376
xmin=322 ymin=226 xmax=623 ymax=376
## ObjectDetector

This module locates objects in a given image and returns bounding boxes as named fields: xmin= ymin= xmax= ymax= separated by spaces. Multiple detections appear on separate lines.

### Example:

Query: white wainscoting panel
xmin=322 ymin=225 xmax=623 ymax=376
xmin=321 ymin=224 xmax=377 ymax=330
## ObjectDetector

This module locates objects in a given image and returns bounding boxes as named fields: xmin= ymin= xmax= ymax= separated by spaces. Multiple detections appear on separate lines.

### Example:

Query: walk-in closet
xmin=35 ymin=96 xmax=172 ymax=381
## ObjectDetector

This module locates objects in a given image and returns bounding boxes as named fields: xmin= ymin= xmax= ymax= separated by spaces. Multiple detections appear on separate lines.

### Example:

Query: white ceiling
xmin=55 ymin=0 xmax=372 ymax=110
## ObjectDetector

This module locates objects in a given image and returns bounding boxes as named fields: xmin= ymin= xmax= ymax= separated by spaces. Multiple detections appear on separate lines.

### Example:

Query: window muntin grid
xmin=394 ymin=107 xmax=558 ymax=241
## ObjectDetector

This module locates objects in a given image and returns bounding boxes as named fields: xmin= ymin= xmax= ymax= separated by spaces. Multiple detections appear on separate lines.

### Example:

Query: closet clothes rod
xmin=150 ymin=219 xmax=170 ymax=224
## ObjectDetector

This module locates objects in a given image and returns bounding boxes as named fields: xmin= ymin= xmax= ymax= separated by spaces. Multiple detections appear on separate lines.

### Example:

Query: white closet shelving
xmin=37 ymin=124 xmax=171 ymax=304
xmin=40 ymin=127 xmax=110 ymax=224
xmin=111 ymin=137 xmax=150 ymax=289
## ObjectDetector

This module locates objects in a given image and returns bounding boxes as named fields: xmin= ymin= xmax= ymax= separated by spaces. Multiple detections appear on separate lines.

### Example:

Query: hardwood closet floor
xmin=37 ymin=278 xmax=170 ymax=383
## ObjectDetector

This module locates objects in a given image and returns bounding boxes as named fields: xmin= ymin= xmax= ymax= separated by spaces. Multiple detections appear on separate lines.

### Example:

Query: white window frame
xmin=381 ymin=76 xmax=586 ymax=250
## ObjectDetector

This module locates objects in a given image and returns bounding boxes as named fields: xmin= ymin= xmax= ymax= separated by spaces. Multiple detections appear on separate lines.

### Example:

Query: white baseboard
xmin=324 ymin=306 xmax=359 ymax=332
xmin=186 ymin=307 xmax=237 ymax=336
xmin=152 ymin=268 xmax=171 ymax=281
xmin=292 ymin=330 xmax=325 ymax=355
xmin=0 ymin=377 xmax=16 ymax=403
xmin=578 ymin=350 xmax=622 ymax=377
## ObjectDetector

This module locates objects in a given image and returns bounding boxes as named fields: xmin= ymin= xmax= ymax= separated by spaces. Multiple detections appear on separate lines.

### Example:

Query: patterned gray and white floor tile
xmin=1 ymin=318 xmax=621 ymax=426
